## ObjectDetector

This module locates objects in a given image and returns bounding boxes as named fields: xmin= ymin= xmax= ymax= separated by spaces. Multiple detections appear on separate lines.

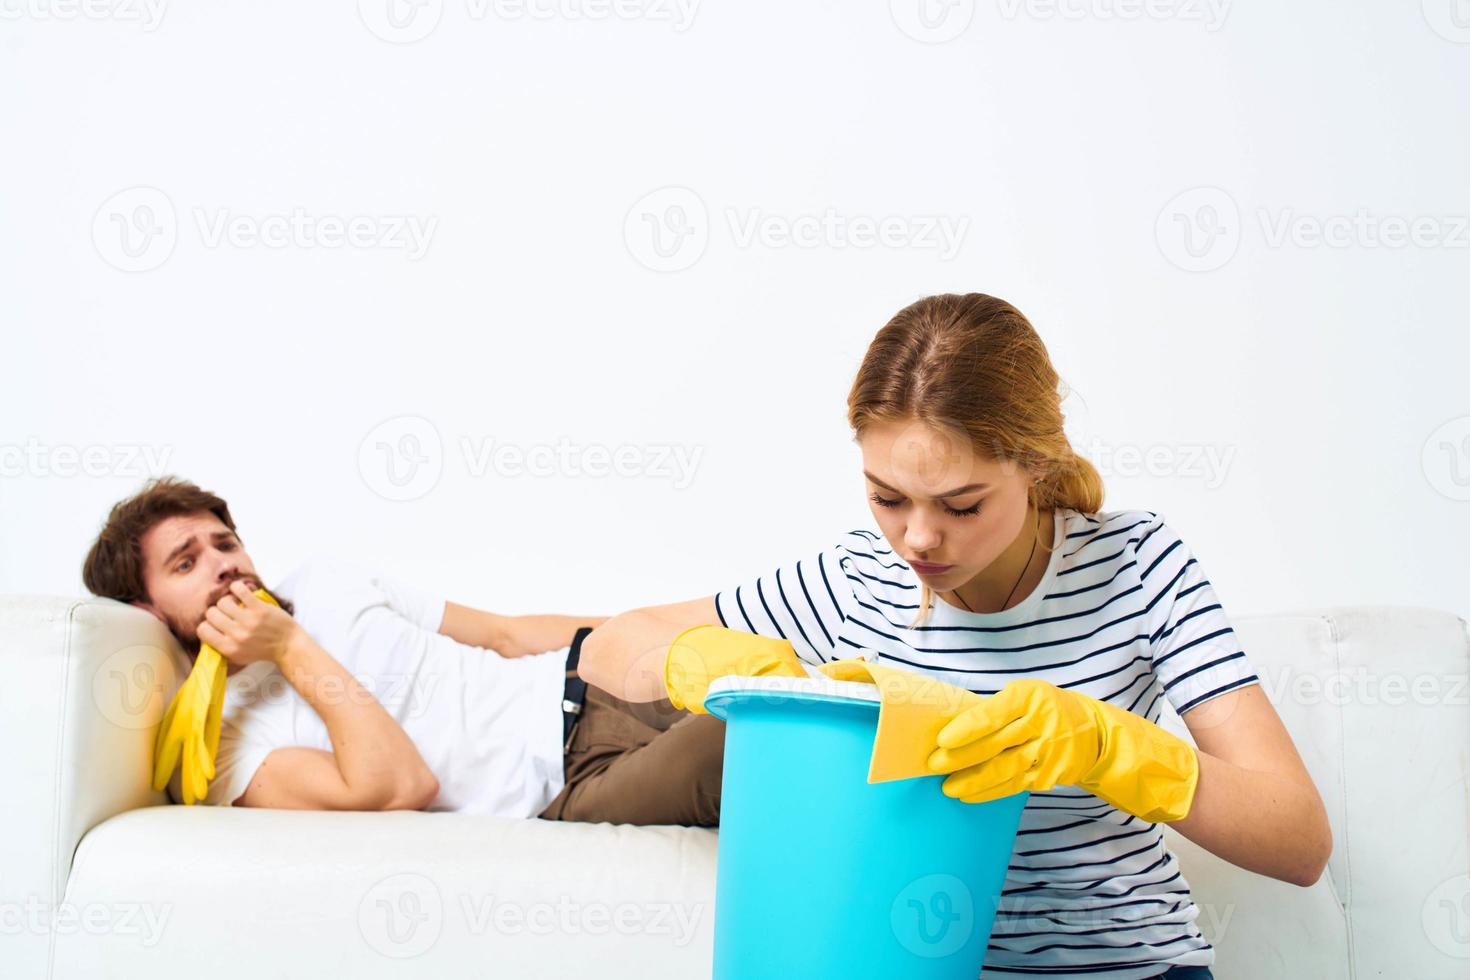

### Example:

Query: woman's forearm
xmin=579 ymin=610 xmax=676 ymax=701
xmin=579 ymin=596 xmax=720 ymax=700
xmin=1169 ymin=750 xmax=1332 ymax=887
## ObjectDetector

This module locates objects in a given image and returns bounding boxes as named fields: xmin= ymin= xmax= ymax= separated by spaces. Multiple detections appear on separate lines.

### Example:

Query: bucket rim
xmin=704 ymin=674 xmax=883 ymax=720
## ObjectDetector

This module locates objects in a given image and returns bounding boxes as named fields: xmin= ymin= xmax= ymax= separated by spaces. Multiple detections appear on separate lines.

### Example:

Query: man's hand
xmin=199 ymin=580 xmax=300 ymax=667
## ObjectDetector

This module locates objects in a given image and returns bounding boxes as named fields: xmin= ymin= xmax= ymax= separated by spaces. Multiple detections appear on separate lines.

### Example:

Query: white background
xmin=2 ymin=0 xmax=1467 ymax=625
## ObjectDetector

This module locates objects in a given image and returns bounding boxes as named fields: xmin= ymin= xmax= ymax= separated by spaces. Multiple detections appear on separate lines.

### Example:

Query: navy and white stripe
xmin=715 ymin=509 xmax=1259 ymax=979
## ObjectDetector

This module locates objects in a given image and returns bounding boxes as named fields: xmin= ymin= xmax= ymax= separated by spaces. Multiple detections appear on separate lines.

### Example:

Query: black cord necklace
xmin=952 ymin=505 xmax=1043 ymax=614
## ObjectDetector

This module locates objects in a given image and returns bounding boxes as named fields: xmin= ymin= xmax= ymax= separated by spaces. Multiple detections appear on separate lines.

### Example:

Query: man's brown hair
xmin=82 ymin=476 xmax=240 ymax=605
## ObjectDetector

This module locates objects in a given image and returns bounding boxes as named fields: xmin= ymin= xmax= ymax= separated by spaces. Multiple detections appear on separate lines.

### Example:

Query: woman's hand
xmin=929 ymin=678 xmax=1332 ymax=886
xmin=663 ymin=625 xmax=808 ymax=713
xmin=926 ymin=678 xmax=1200 ymax=824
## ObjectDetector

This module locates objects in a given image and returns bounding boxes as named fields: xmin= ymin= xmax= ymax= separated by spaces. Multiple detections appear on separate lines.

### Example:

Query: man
xmin=81 ymin=476 xmax=723 ymax=825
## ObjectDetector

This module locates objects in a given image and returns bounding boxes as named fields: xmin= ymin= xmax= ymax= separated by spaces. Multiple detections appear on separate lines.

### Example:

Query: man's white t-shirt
xmin=185 ymin=555 xmax=570 ymax=816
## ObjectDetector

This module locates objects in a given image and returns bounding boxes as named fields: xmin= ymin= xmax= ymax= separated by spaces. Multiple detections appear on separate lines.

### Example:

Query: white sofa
xmin=2 ymin=596 xmax=1466 ymax=979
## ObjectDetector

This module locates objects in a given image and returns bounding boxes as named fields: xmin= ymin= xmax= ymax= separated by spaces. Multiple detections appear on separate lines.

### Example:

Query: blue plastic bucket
xmin=705 ymin=676 xmax=1028 ymax=980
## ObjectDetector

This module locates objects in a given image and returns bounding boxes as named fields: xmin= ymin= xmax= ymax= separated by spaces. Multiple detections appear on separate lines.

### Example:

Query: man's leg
xmin=539 ymin=684 xmax=724 ymax=826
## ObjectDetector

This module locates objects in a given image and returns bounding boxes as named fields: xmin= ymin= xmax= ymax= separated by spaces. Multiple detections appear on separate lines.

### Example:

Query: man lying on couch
xmin=80 ymin=476 xmax=724 ymax=825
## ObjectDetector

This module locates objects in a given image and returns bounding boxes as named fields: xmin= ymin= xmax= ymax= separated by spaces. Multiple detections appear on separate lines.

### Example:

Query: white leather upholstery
xmin=55 ymin=807 xmax=717 ymax=978
xmin=2 ymin=596 xmax=1466 ymax=978
xmin=1 ymin=596 xmax=179 ymax=979
xmin=1158 ymin=606 xmax=1470 ymax=979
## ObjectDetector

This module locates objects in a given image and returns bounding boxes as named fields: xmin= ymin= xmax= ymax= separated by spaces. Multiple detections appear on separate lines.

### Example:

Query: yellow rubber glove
xmin=664 ymin=625 xmax=808 ymax=713
xmin=926 ymin=678 xmax=1200 ymax=823
xmin=152 ymin=587 xmax=282 ymax=804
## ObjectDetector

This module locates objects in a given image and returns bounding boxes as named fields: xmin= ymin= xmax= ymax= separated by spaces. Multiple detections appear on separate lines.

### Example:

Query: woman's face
xmin=857 ymin=418 xmax=1039 ymax=591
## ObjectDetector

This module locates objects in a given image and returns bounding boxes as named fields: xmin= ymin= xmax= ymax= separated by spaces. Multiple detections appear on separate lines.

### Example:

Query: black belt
xmin=562 ymin=627 xmax=594 ymax=752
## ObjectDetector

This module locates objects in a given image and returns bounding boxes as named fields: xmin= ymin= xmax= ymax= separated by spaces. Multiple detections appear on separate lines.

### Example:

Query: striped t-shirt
xmin=714 ymin=508 xmax=1260 ymax=979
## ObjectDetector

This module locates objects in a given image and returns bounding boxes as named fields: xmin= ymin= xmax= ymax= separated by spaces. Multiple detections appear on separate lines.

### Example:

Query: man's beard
xmin=167 ymin=610 xmax=204 ymax=657
xmin=164 ymin=583 xmax=294 ymax=659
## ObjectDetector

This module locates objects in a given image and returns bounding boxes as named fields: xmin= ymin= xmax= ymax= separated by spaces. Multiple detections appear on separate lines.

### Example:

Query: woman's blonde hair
xmin=846 ymin=293 xmax=1105 ymax=624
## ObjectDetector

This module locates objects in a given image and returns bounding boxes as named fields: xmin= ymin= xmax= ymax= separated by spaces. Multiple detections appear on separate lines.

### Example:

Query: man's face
xmin=134 ymin=512 xmax=261 ymax=654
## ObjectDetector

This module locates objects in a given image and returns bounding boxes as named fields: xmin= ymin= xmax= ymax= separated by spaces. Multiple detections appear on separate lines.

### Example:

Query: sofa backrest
xmin=1158 ymin=606 xmax=1470 ymax=978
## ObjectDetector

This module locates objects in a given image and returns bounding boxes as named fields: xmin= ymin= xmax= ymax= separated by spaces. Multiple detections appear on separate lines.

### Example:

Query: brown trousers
xmin=537 ymin=683 xmax=725 ymax=826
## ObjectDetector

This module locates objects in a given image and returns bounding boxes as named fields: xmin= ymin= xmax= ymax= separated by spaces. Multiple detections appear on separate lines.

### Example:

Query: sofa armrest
xmin=0 ymin=595 xmax=181 ymax=975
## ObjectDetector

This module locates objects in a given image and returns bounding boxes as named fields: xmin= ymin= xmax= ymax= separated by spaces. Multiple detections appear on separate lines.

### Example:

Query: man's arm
xmin=204 ymin=582 xmax=439 ymax=811
xmin=235 ymin=628 xmax=439 ymax=810
xmin=234 ymin=746 xmax=434 ymax=810
xmin=438 ymin=601 xmax=608 ymax=658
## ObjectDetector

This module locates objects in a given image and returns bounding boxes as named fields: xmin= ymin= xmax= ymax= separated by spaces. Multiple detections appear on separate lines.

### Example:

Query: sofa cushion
xmin=54 ymin=806 xmax=718 ymax=979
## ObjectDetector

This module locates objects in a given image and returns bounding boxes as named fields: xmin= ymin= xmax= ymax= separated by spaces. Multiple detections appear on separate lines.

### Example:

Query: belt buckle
xmin=562 ymin=698 xmax=583 ymax=753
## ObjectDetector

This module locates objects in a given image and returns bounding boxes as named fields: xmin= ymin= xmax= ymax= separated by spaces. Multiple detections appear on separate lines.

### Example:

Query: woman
xmin=579 ymin=293 xmax=1331 ymax=979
